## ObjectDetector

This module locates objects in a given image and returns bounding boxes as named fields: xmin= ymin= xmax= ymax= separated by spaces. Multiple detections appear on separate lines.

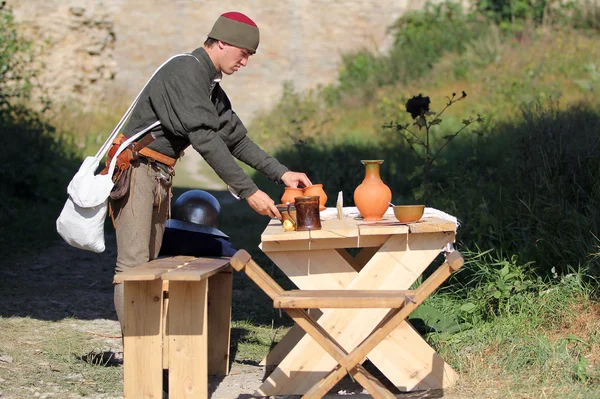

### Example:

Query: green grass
xmin=0 ymin=317 xmax=123 ymax=398
xmin=231 ymin=320 xmax=290 ymax=364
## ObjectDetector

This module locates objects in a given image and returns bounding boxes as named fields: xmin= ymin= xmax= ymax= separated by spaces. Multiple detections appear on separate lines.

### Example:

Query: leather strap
xmin=113 ymin=134 xmax=178 ymax=168
xmin=132 ymin=131 xmax=156 ymax=153
xmin=139 ymin=147 xmax=177 ymax=168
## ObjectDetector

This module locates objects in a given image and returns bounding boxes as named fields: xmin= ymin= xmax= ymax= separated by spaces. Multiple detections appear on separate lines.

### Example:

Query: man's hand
xmin=281 ymin=171 xmax=312 ymax=188
xmin=246 ymin=189 xmax=281 ymax=219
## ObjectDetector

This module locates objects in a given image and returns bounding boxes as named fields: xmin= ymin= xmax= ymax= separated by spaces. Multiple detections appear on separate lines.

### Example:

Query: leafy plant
xmin=328 ymin=2 xmax=490 ymax=102
xmin=409 ymin=304 xmax=471 ymax=335
xmin=0 ymin=2 xmax=36 ymax=112
xmin=473 ymin=0 xmax=572 ymax=28
xmin=460 ymin=252 xmax=538 ymax=320
xmin=383 ymin=91 xmax=483 ymax=201
xmin=387 ymin=2 xmax=486 ymax=84
xmin=0 ymin=2 xmax=81 ymax=258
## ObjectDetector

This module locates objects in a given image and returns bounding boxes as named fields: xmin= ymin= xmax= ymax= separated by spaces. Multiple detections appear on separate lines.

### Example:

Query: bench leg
xmin=123 ymin=280 xmax=163 ymax=399
xmin=168 ymin=280 xmax=209 ymax=399
xmin=208 ymin=271 xmax=232 ymax=376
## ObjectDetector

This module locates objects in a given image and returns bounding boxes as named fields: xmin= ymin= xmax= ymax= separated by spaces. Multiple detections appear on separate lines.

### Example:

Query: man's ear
xmin=217 ymin=40 xmax=227 ymax=50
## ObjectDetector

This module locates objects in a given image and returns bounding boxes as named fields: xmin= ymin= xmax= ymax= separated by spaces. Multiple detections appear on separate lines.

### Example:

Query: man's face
xmin=220 ymin=43 xmax=252 ymax=75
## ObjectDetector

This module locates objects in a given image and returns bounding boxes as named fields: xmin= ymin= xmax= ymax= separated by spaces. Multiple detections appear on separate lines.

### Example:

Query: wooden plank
xmin=162 ymin=291 xmax=169 ymax=370
xmin=265 ymin=249 xmax=357 ymax=290
xmin=261 ymin=217 xmax=455 ymax=244
xmin=334 ymin=249 xmax=361 ymax=272
xmin=114 ymin=267 xmax=168 ymax=283
xmin=276 ymin=290 xmax=415 ymax=299
xmin=161 ymin=258 xmax=230 ymax=281
xmin=257 ymin=232 xmax=457 ymax=395
xmin=261 ymin=218 xmax=409 ymax=243
xmin=352 ymin=246 xmax=381 ymax=270
xmin=409 ymin=217 xmax=457 ymax=233
xmin=168 ymin=280 xmax=208 ymax=399
xmin=276 ymin=296 xmax=404 ymax=309
xmin=238 ymin=257 xmax=286 ymax=299
xmin=123 ymin=280 xmax=163 ymax=399
xmin=114 ymin=256 xmax=196 ymax=283
xmin=207 ymin=271 xmax=232 ymax=376
xmin=274 ymin=289 xmax=412 ymax=309
xmin=260 ymin=235 xmax=389 ymax=252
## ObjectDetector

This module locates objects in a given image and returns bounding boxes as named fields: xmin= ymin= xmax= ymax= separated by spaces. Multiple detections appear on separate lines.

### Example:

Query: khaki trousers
xmin=111 ymin=158 xmax=172 ymax=328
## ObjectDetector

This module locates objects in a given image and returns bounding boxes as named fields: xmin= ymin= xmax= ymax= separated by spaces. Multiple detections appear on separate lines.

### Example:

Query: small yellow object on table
xmin=283 ymin=219 xmax=296 ymax=231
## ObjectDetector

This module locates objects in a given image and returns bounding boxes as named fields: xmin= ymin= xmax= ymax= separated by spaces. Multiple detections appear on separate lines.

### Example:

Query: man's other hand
xmin=246 ymin=189 xmax=281 ymax=219
xmin=281 ymin=171 xmax=312 ymax=188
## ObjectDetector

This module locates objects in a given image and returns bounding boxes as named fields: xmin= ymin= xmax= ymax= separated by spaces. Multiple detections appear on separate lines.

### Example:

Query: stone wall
xmin=11 ymin=0 xmax=425 ymax=121
xmin=11 ymin=0 xmax=117 ymax=111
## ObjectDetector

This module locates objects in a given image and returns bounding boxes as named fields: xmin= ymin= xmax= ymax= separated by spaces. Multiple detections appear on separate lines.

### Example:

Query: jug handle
xmin=286 ymin=202 xmax=296 ymax=226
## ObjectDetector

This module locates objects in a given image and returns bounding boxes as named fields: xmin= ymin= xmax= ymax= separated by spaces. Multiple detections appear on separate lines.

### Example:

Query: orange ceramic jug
xmin=281 ymin=187 xmax=303 ymax=204
xmin=303 ymin=184 xmax=327 ymax=211
xmin=353 ymin=160 xmax=392 ymax=221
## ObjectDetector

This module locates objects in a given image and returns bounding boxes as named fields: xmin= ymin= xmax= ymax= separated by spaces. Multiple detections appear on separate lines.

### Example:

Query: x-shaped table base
xmin=258 ymin=231 xmax=459 ymax=396
xmin=279 ymin=249 xmax=463 ymax=399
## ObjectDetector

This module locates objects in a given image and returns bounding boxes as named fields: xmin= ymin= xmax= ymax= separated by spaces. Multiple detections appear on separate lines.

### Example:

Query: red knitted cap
xmin=208 ymin=12 xmax=260 ymax=53
xmin=221 ymin=12 xmax=257 ymax=27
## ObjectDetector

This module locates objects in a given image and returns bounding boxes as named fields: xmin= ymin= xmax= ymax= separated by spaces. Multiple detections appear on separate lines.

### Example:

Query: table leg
xmin=168 ymin=280 xmax=208 ymax=399
xmin=207 ymin=271 xmax=232 ymax=376
xmin=259 ymin=309 xmax=322 ymax=367
xmin=123 ymin=280 xmax=163 ymax=399
xmin=259 ymin=232 xmax=457 ymax=395
xmin=259 ymin=246 xmax=380 ymax=369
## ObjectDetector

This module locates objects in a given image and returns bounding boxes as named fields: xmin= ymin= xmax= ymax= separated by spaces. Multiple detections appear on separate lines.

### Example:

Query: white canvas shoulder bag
xmin=56 ymin=53 xmax=199 ymax=253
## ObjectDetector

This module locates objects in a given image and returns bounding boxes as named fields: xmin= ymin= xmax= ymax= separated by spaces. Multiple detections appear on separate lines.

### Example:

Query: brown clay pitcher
xmin=303 ymin=184 xmax=327 ymax=211
xmin=289 ymin=196 xmax=321 ymax=231
xmin=281 ymin=187 xmax=303 ymax=204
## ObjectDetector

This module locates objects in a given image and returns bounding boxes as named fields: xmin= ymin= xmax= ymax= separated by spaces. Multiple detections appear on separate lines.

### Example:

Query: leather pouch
xmin=109 ymin=162 xmax=133 ymax=200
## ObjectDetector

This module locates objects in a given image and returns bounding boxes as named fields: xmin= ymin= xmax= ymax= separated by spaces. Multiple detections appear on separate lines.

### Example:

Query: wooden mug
xmin=289 ymin=196 xmax=321 ymax=231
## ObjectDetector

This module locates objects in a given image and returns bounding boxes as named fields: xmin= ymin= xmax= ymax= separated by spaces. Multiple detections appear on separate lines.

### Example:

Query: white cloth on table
xmin=320 ymin=206 xmax=459 ymax=229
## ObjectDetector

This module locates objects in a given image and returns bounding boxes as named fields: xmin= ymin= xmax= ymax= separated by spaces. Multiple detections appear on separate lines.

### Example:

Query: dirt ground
xmin=1 ymin=226 xmax=472 ymax=399
xmin=0 ymin=229 xmax=264 ymax=399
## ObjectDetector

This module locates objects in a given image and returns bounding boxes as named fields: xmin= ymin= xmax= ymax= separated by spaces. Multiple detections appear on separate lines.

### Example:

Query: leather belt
xmin=113 ymin=134 xmax=178 ymax=168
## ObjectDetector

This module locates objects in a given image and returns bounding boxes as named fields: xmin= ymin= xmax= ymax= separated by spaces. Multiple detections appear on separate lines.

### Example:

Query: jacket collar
xmin=192 ymin=47 xmax=218 ymax=80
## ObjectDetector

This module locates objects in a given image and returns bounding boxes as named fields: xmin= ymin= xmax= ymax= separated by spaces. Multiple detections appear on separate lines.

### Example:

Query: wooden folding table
xmin=256 ymin=214 xmax=459 ymax=395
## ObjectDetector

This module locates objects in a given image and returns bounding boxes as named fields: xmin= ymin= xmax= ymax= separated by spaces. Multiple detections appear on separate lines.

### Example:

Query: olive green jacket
xmin=123 ymin=47 xmax=288 ymax=199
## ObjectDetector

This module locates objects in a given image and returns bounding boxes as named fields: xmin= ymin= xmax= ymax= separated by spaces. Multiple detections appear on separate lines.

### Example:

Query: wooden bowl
xmin=393 ymin=205 xmax=425 ymax=223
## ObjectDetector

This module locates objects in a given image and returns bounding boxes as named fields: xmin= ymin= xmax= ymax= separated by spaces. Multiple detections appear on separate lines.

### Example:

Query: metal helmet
xmin=171 ymin=190 xmax=222 ymax=229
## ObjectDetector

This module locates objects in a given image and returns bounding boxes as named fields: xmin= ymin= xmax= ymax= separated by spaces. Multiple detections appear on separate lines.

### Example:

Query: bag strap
xmin=94 ymin=53 xmax=201 ymax=159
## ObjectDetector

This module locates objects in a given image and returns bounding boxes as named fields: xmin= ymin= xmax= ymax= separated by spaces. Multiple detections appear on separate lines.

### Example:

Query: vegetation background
xmin=1 ymin=0 xmax=599 ymax=398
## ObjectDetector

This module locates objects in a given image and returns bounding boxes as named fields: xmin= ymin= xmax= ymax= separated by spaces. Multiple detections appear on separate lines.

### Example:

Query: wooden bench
xmin=113 ymin=256 xmax=232 ymax=399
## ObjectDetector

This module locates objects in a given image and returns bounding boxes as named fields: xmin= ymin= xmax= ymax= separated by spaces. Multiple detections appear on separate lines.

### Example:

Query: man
xmin=110 ymin=11 xmax=312 ymax=327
